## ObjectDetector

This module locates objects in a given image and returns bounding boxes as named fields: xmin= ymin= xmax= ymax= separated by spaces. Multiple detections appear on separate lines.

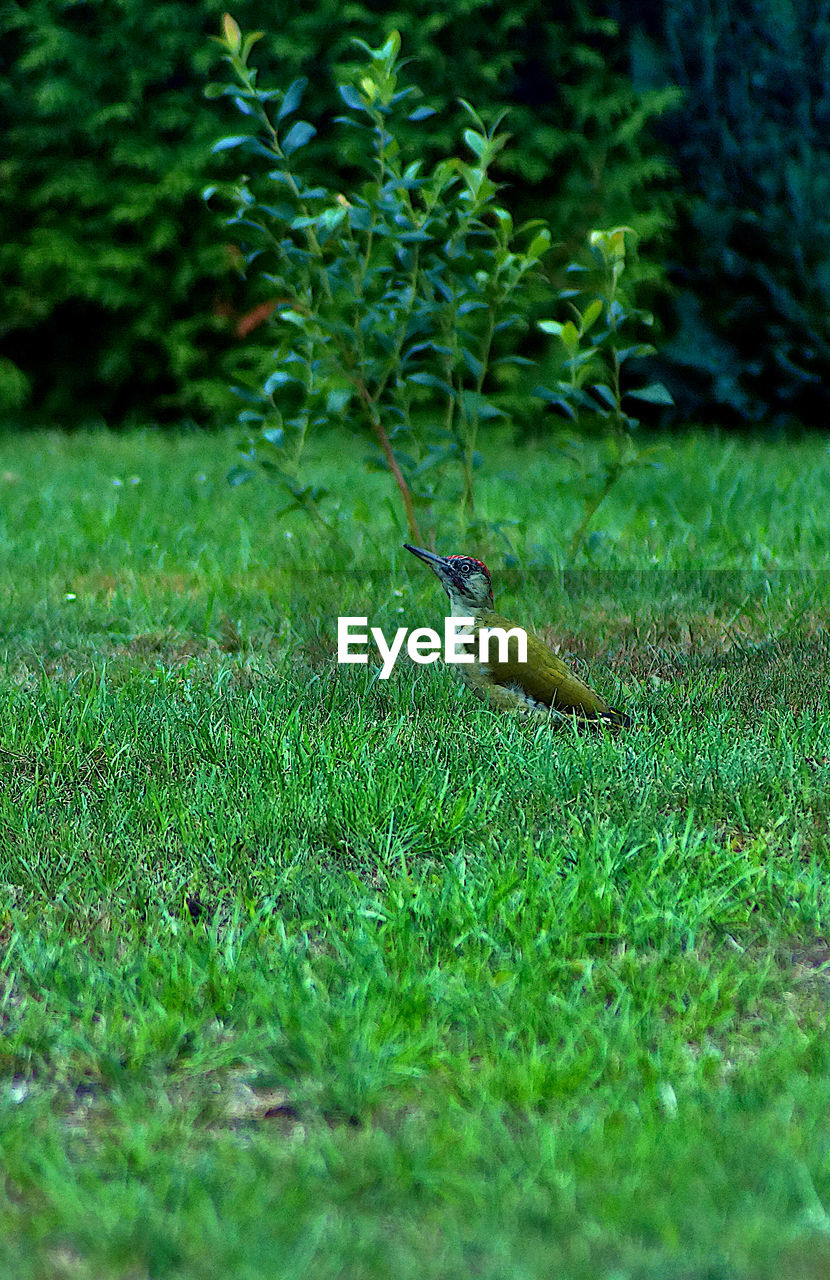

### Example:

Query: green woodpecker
xmin=404 ymin=544 xmax=630 ymax=728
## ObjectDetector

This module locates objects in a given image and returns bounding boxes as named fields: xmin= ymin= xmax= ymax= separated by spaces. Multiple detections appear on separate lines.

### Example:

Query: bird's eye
xmin=460 ymin=563 xmax=471 ymax=576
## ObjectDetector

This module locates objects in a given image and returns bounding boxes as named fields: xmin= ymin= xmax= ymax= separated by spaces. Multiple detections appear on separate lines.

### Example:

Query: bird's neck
xmin=445 ymin=594 xmax=495 ymax=625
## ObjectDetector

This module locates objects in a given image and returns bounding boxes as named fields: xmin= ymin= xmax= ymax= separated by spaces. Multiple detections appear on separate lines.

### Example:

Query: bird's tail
xmin=554 ymin=704 xmax=632 ymax=731
xmin=600 ymin=706 xmax=632 ymax=730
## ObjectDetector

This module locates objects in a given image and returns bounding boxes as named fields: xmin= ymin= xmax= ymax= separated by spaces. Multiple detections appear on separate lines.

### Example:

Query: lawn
xmin=1 ymin=425 xmax=830 ymax=1279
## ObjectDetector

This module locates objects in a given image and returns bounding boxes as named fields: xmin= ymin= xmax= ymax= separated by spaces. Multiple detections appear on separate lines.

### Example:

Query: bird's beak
xmin=403 ymin=544 xmax=457 ymax=587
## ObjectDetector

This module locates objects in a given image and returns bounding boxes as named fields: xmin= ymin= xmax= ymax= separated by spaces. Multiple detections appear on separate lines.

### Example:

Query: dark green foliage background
xmin=5 ymin=0 xmax=827 ymax=429
xmin=0 ymin=0 xmax=676 ymax=425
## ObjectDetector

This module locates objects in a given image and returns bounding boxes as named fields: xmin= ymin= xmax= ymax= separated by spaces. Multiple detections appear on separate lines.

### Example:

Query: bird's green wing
xmin=479 ymin=613 xmax=620 ymax=720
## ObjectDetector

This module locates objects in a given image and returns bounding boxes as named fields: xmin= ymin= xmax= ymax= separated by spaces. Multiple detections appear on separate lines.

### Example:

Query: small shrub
xmin=207 ymin=21 xmax=552 ymax=543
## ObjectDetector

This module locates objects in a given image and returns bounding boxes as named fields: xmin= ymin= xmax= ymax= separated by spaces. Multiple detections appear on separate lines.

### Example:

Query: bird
xmin=403 ymin=544 xmax=631 ymax=728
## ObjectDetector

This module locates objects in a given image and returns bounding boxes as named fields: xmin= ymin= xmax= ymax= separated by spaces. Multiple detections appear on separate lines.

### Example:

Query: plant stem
xmin=567 ymin=248 xmax=631 ymax=559
xmin=567 ymin=461 xmax=623 ymax=559
xmin=460 ymin=307 xmax=496 ymax=517
xmin=355 ymin=383 xmax=423 ymax=543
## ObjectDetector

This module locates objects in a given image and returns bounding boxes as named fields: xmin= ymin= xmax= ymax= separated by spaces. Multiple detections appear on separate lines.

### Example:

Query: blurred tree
xmin=616 ymin=0 xmax=830 ymax=426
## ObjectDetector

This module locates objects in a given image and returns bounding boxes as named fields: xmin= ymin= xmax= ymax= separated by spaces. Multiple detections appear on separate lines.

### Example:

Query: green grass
xmin=1 ymin=425 xmax=830 ymax=1278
